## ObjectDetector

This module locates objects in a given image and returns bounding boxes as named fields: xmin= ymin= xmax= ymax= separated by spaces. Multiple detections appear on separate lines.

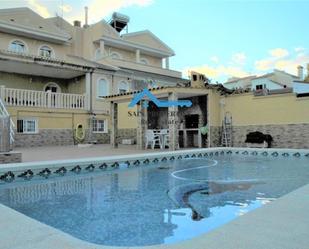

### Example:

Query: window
xmin=9 ymin=40 xmax=26 ymax=53
xmin=140 ymin=58 xmax=148 ymax=65
xmin=110 ymin=52 xmax=121 ymax=60
xmin=39 ymin=45 xmax=53 ymax=58
xmin=97 ymin=78 xmax=109 ymax=97
xmin=256 ymin=84 xmax=263 ymax=90
xmin=17 ymin=119 xmax=38 ymax=134
xmin=92 ymin=119 xmax=107 ymax=133
xmin=118 ymin=81 xmax=129 ymax=94
xmin=94 ymin=48 xmax=101 ymax=60
xmin=44 ymin=83 xmax=61 ymax=93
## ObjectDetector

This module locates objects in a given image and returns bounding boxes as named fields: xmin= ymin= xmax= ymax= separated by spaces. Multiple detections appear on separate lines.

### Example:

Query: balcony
xmin=0 ymin=86 xmax=88 ymax=110
xmin=101 ymin=57 xmax=182 ymax=78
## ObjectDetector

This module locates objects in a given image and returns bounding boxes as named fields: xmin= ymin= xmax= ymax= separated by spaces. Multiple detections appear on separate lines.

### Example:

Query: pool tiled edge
xmin=0 ymin=147 xmax=309 ymax=249
xmin=1 ymin=147 xmax=309 ymax=184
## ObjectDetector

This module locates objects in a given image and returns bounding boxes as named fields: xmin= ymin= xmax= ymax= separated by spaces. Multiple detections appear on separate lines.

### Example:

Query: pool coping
xmin=1 ymin=147 xmax=309 ymax=182
xmin=1 ymin=147 xmax=309 ymax=249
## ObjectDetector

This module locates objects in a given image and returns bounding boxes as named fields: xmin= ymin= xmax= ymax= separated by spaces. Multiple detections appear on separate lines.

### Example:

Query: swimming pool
xmin=0 ymin=150 xmax=308 ymax=247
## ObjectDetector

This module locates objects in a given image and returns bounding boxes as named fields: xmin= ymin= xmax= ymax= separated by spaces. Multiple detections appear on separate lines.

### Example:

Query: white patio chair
xmin=160 ymin=129 xmax=169 ymax=149
xmin=145 ymin=130 xmax=161 ymax=149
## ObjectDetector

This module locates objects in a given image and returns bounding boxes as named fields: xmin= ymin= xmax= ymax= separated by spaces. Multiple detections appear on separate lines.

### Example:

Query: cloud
xmin=210 ymin=56 xmax=219 ymax=63
xmin=184 ymin=47 xmax=308 ymax=82
xmin=255 ymin=58 xmax=274 ymax=71
xmin=27 ymin=0 xmax=50 ymax=18
xmin=255 ymin=48 xmax=309 ymax=75
xmin=59 ymin=4 xmax=73 ymax=13
xmin=183 ymin=52 xmax=250 ymax=80
xmin=294 ymin=47 xmax=305 ymax=53
xmin=232 ymin=52 xmax=246 ymax=65
xmin=183 ymin=65 xmax=250 ymax=79
xmin=67 ymin=0 xmax=154 ymax=24
xmin=269 ymin=48 xmax=289 ymax=58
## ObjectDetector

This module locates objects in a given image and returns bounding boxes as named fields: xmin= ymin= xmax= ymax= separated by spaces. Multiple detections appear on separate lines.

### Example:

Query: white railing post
xmin=0 ymin=87 xmax=87 ymax=110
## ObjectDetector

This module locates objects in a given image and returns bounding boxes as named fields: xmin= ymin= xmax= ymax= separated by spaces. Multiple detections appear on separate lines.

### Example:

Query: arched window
xmin=97 ymin=78 xmax=109 ymax=97
xmin=110 ymin=52 xmax=122 ymax=60
xmin=9 ymin=40 xmax=27 ymax=53
xmin=140 ymin=58 xmax=149 ymax=65
xmin=44 ymin=82 xmax=61 ymax=93
xmin=39 ymin=45 xmax=54 ymax=58
xmin=118 ymin=81 xmax=129 ymax=94
xmin=94 ymin=48 xmax=101 ymax=60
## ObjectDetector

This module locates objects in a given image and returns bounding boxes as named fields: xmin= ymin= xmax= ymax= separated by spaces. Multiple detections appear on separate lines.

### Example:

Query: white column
xmin=99 ymin=40 xmax=105 ymax=58
xmin=136 ymin=49 xmax=140 ymax=63
xmin=85 ymin=72 xmax=91 ymax=111
xmin=165 ymin=57 xmax=170 ymax=69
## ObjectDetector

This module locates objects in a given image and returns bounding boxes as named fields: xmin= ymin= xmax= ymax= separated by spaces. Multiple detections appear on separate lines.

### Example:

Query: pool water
xmin=0 ymin=154 xmax=308 ymax=246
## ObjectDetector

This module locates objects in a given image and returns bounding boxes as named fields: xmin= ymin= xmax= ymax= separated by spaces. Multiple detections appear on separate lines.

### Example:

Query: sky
xmin=1 ymin=0 xmax=309 ymax=82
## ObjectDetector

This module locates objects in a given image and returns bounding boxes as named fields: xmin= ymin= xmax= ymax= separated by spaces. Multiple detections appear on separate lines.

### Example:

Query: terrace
xmin=0 ymin=86 xmax=87 ymax=110
xmin=105 ymin=86 xmax=213 ymax=150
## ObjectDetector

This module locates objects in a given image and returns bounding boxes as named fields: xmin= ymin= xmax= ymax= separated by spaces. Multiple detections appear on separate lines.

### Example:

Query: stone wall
xmin=15 ymin=129 xmax=110 ymax=147
xmin=0 ymin=152 xmax=22 ymax=163
xmin=117 ymin=129 xmax=137 ymax=144
xmin=209 ymin=126 xmax=221 ymax=147
xmin=83 ymin=129 xmax=110 ymax=144
xmin=232 ymin=123 xmax=309 ymax=149
xmin=15 ymin=129 xmax=74 ymax=147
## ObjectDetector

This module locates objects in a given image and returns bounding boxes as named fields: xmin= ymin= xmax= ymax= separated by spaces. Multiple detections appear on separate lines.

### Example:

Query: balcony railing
xmin=0 ymin=86 xmax=88 ymax=110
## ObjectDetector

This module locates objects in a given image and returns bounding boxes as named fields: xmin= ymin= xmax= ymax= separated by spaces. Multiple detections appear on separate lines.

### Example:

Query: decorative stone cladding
xmin=0 ymin=152 xmax=22 ymax=163
xmin=15 ymin=129 xmax=74 ymax=147
xmin=15 ymin=129 xmax=110 ymax=147
xmin=83 ymin=129 xmax=110 ymax=144
xmin=209 ymin=126 xmax=221 ymax=147
xmin=117 ymin=129 xmax=137 ymax=144
xmin=232 ymin=123 xmax=309 ymax=149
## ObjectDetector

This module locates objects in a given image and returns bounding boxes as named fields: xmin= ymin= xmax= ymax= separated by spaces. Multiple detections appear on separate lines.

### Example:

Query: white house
xmin=224 ymin=69 xmax=300 ymax=91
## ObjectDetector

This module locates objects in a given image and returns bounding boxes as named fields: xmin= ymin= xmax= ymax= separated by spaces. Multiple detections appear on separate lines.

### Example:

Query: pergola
xmin=105 ymin=86 xmax=216 ymax=151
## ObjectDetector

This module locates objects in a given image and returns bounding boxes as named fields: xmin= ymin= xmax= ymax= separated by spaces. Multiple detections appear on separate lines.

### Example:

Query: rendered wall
xmin=7 ymin=107 xmax=110 ymax=147
xmin=0 ymin=32 xmax=69 ymax=60
xmin=221 ymin=93 xmax=309 ymax=148
xmin=0 ymin=72 xmax=86 ymax=94
xmin=222 ymin=93 xmax=309 ymax=125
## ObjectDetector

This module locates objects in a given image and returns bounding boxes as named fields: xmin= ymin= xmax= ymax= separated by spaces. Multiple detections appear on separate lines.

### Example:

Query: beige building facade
xmin=0 ymin=7 xmax=186 ymax=147
xmin=0 ymin=7 xmax=308 ymax=151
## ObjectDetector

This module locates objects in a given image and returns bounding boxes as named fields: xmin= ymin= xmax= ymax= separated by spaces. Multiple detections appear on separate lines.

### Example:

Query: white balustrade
xmin=1 ymin=86 xmax=87 ymax=110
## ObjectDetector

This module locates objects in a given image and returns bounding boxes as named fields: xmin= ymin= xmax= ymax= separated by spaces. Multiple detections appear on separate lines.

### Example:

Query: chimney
xmin=297 ymin=65 xmax=304 ymax=80
xmin=73 ymin=20 xmax=81 ymax=27
xmin=84 ymin=6 xmax=89 ymax=28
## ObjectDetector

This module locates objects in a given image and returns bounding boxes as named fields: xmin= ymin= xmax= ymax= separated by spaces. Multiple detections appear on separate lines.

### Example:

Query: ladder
xmin=0 ymin=97 xmax=15 ymax=151
xmin=221 ymin=114 xmax=232 ymax=147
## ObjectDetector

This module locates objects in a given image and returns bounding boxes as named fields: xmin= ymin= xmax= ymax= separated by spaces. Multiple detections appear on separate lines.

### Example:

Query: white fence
xmin=0 ymin=86 xmax=88 ymax=110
